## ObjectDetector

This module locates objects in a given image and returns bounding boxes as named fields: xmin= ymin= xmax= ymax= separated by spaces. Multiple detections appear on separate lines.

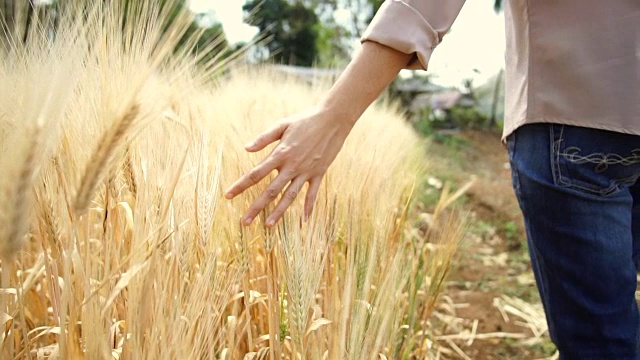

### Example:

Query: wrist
xmin=316 ymin=100 xmax=361 ymax=129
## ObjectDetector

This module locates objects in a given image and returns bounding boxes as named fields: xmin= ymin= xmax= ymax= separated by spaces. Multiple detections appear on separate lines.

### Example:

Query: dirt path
xmin=426 ymin=130 xmax=557 ymax=359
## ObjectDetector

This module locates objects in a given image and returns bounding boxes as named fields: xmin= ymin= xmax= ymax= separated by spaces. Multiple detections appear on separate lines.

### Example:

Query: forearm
xmin=319 ymin=41 xmax=413 ymax=125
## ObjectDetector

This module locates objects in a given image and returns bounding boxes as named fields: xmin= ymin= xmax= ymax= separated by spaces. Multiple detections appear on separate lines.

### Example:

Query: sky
xmin=188 ymin=0 xmax=506 ymax=88
xmin=189 ymin=0 xmax=258 ymax=45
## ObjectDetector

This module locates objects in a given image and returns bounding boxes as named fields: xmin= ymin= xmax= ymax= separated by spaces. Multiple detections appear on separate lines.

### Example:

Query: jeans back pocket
xmin=550 ymin=124 xmax=640 ymax=196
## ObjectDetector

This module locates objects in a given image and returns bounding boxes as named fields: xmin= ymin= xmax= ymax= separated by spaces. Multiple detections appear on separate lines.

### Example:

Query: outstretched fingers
xmin=241 ymin=172 xmax=294 ymax=225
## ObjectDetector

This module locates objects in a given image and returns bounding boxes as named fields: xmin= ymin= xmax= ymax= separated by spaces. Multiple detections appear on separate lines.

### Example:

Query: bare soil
xmin=426 ymin=129 xmax=557 ymax=359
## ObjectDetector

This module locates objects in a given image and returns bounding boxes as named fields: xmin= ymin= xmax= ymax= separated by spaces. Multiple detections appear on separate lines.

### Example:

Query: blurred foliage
xmin=243 ymin=0 xmax=320 ymax=66
xmin=413 ymin=104 xmax=489 ymax=141
xmin=0 ymin=0 xmax=229 ymax=61
xmin=474 ymin=71 xmax=505 ymax=127
xmin=448 ymin=105 xmax=488 ymax=129
xmin=242 ymin=0 xmax=388 ymax=67
xmin=112 ymin=0 xmax=230 ymax=61
xmin=414 ymin=106 xmax=435 ymax=136
xmin=314 ymin=14 xmax=351 ymax=66
xmin=178 ymin=15 xmax=228 ymax=62
xmin=366 ymin=0 xmax=384 ymax=22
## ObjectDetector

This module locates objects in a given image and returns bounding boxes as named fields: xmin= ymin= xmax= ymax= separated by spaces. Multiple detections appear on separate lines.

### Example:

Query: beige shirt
xmin=362 ymin=0 xmax=640 ymax=139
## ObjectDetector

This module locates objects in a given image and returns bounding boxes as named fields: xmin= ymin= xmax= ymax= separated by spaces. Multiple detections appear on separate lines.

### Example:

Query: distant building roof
xmin=410 ymin=90 xmax=476 ymax=113
xmin=430 ymin=91 xmax=464 ymax=110
xmin=394 ymin=77 xmax=446 ymax=93
xmin=269 ymin=65 xmax=343 ymax=82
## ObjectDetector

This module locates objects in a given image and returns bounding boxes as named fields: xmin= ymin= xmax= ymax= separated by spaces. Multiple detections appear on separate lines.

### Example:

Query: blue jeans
xmin=507 ymin=123 xmax=640 ymax=359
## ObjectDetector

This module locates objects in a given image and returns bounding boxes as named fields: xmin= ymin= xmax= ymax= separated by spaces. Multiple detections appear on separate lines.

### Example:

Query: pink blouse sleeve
xmin=361 ymin=0 xmax=466 ymax=70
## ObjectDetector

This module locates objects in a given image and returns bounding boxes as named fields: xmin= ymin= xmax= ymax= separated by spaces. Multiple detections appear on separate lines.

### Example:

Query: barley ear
xmin=123 ymin=147 xmax=137 ymax=198
xmin=74 ymin=103 xmax=139 ymax=214
xmin=1 ymin=122 xmax=42 ymax=259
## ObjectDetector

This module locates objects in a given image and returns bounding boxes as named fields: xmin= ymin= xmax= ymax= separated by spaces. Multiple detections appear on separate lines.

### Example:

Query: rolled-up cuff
xmin=361 ymin=0 xmax=439 ymax=70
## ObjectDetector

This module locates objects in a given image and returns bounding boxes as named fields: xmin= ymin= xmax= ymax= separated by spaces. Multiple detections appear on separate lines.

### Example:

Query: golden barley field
xmin=0 ymin=2 xmax=464 ymax=359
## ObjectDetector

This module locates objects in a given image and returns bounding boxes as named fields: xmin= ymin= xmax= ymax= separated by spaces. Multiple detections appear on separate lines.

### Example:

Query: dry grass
xmin=0 ymin=1 xmax=465 ymax=359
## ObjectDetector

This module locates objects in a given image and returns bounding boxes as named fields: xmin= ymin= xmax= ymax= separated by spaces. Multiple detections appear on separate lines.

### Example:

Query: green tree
xmin=337 ymin=0 xmax=382 ymax=37
xmin=177 ymin=13 xmax=227 ymax=62
xmin=314 ymin=18 xmax=350 ymax=66
xmin=365 ymin=0 xmax=383 ymax=25
xmin=243 ymin=0 xmax=320 ymax=66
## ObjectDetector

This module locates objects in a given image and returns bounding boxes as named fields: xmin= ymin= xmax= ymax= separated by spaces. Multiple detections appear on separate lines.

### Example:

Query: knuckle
xmin=285 ymin=189 xmax=298 ymax=200
xmin=280 ymin=168 xmax=297 ymax=178
xmin=278 ymin=120 xmax=289 ymax=130
xmin=276 ymin=146 xmax=292 ymax=159
xmin=266 ymin=188 xmax=279 ymax=199
xmin=248 ymin=169 xmax=262 ymax=183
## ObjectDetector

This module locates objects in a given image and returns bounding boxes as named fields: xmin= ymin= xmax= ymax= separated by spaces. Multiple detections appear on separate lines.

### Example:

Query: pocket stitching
xmin=550 ymin=125 xmax=625 ymax=197
xmin=560 ymin=147 xmax=640 ymax=173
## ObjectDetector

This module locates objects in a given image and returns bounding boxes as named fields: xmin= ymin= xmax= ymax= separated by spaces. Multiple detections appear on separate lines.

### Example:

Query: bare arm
xmin=318 ymin=41 xmax=414 ymax=125
xmin=224 ymin=41 xmax=412 ymax=227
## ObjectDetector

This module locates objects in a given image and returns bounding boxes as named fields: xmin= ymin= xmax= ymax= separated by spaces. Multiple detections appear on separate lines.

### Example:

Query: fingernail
xmin=245 ymin=141 xmax=255 ymax=149
xmin=242 ymin=216 xmax=252 ymax=225
xmin=224 ymin=191 xmax=234 ymax=199
xmin=265 ymin=218 xmax=275 ymax=227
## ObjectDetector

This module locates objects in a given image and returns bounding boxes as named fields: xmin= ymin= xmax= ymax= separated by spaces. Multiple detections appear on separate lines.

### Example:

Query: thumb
xmin=245 ymin=122 xmax=288 ymax=152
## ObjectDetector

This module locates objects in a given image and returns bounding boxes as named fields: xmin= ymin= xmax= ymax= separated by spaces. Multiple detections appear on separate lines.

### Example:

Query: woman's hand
xmin=224 ymin=107 xmax=355 ymax=227
xmin=225 ymin=42 xmax=413 ymax=227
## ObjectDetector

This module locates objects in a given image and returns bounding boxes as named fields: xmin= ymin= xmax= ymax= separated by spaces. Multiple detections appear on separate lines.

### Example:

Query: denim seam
xmin=560 ymin=177 xmax=620 ymax=197
xmin=617 ymin=173 xmax=640 ymax=187
xmin=550 ymin=124 xmax=562 ymax=186
xmin=508 ymin=132 xmax=522 ymax=197
xmin=528 ymin=241 xmax=558 ymax=341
